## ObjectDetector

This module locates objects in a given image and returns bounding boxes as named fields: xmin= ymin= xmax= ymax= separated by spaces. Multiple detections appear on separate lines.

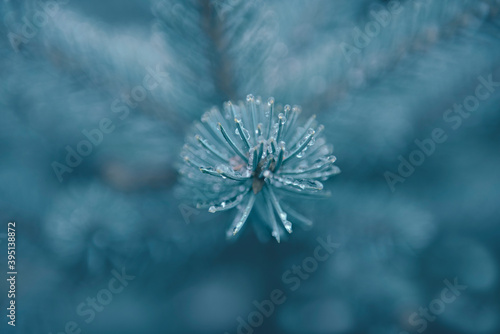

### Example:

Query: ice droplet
xmin=278 ymin=113 xmax=287 ymax=123
xmin=298 ymin=137 xmax=308 ymax=147
xmin=284 ymin=221 xmax=292 ymax=233
xmin=247 ymin=148 xmax=255 ymax=169
xmin=235 ymin=127 xmax=250 ymax=141
xmin=209 ymin=206 xmax=216 ymax=213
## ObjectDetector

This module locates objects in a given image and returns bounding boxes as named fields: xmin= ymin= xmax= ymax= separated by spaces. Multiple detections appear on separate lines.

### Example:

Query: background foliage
xmin=1 ymin=0 xmax=500 ymax=333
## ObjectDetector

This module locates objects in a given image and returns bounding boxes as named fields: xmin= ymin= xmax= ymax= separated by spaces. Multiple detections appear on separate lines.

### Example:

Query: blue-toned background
xmin=1 ymin=0 xmax=500 ymax=333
